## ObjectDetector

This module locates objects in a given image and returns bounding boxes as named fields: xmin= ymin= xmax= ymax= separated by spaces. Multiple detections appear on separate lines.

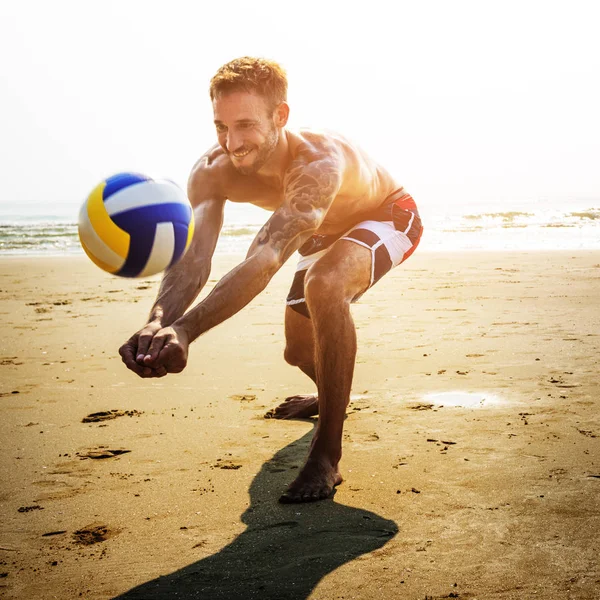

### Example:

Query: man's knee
xmin=284 ymin=323 xmax=316 ymax=368
xmin=284 ymin=343 xmax=311 ymax=367
xmin=284 ymin=308 xmax=314 ymax=367
xmin=304 ymin=267 xmax=351 ymax=311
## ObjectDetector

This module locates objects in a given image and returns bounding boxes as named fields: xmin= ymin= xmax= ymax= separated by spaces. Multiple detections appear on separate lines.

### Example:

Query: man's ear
xmin=274 ymin=102 xmax=290 ymax=128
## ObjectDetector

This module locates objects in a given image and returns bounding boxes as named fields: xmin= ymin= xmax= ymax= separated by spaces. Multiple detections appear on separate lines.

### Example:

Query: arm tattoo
xmin=252 ymin=146 xmax=342 ymax=263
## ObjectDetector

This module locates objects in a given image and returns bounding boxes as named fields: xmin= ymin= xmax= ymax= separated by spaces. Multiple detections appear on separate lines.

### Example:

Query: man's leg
xmin=266 ymin=306 xmax=320 ymax=419
xmin=279 ymin=240 xmax=372 ymax=503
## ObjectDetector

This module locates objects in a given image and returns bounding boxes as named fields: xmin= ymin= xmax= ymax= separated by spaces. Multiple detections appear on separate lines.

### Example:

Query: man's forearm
xmin=148 ymin=258 xmax=210 ymax=327
xmin=173 ymin=251 xmax=279 ymax=342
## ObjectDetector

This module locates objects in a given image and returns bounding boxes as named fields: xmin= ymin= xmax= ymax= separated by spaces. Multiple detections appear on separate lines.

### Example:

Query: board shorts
xmin=286 ymin=189 xmax=423 ymax=318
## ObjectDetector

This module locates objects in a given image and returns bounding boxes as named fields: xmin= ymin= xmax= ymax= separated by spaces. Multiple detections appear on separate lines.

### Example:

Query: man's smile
xmin=232 ymin=148 xmax=253 ymax=159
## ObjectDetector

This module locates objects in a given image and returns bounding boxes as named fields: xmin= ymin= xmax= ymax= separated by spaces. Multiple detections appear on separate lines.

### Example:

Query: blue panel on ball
xmin=169 ymin=222 xmax=191 ymax=268
xmin=111 ymin=209 xmax=156 ymax=277
xmin=103 ymin=173 xmax=152 ymax=202
xmin=140 ymin=202 xmax=192 ymax=224
xmin=110 ymin=203 xmax=192 ymax=277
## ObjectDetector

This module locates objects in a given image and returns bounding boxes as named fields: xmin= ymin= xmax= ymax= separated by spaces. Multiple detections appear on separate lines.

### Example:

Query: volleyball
xmin=78 ymin=172 xmax=195 ymax=278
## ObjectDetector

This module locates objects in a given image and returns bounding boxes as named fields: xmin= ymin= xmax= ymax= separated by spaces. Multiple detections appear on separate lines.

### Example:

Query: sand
xmin=0 ymin=251 xmax=599 ymax=599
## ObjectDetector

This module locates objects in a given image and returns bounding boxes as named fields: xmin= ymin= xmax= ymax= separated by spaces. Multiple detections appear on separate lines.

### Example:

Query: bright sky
xmin=1 ymin=0 xmax=598 ymax=214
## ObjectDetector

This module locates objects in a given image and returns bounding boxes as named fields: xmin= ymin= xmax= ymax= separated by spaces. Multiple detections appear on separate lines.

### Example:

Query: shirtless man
xmin=119 ymin=57 xmax=423 ymax=503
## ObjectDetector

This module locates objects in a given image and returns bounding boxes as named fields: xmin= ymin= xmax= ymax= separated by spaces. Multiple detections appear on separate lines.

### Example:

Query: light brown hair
xmin=209 ymin=57 xmax=288 ymax=112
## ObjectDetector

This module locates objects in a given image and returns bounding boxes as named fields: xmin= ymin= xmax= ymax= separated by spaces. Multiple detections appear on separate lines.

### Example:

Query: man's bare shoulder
xmin=288 ymin=128 xmax=384 ymax=175
xmin=287 ymin=129 xmax=398 ymax=200
xmin=187 ymin=145 xmax=237 ymax=206
xmin=287 ymin=129 xmax=347 ymax=163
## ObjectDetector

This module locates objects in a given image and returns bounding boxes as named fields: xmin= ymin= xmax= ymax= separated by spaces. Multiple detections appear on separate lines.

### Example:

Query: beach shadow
xmin=115 ymin=425 xmax=398 ymax=599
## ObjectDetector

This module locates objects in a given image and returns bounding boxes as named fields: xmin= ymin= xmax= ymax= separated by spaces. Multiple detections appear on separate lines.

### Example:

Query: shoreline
xmin=2 ymin=246 xmax=600 ymax=260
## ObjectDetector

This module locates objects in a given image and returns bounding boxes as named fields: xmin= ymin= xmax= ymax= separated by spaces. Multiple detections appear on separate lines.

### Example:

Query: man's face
xmin=213 ymin=91 xmax=279 ymax=175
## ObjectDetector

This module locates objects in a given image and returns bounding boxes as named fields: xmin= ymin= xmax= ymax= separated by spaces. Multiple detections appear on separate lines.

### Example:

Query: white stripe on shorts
xmin=291 ymin=220 xmax=414 ymax=286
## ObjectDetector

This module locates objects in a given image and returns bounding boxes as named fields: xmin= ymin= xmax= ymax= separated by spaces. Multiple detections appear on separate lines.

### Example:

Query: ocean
xmin=0 ymin=199 xmax=599 ymax=257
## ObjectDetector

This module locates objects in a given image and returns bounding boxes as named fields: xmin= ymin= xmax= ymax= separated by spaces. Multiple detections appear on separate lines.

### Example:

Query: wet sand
xmin=1 ymin=251 xmax=599 ymax=599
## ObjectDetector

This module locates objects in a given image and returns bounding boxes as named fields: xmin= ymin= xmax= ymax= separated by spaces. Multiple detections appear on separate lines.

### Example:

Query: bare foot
xmin=264 ymin=394 xmax=319 ymax=420
xmin=279 ymin=458 xmax=342 ymax=503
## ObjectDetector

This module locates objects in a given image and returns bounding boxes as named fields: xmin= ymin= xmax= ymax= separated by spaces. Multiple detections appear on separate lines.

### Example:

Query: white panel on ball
xmin=104 ymin=181 xmax=188 ymax=217
xmin=139 ymin=221 xmax=176 ymax=278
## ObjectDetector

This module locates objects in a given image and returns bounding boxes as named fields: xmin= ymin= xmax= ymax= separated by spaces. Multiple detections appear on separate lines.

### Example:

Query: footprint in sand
xmin=34 ymin=306 xmax=53 ymax=314
xmin=229 ymin=394 xmax=257 ymax=402
xmin=18 ymin=505 xmax=44 ymax=513
xmin=577 ymin=428 xmax=597 ymax=438
xmin=1 ymin=383 xmax=37 ymax=397
xmin=0 ymin=357 xmax=23 ymax=366
xmin=408 ymin=403 xmax=434 ymax=411
xmin=72 ymin=523 xmax=118 ymax=545
xmin=213 ymin=461 xmax=243 ymax=470
xmin=82 ymin=410 xmax=144 ymax=423
xmin=76 ymin=448 xmax=131 ymax=459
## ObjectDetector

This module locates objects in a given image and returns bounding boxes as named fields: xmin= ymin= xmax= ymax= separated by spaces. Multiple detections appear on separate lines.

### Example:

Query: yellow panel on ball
xmin=185 ymin=212 xmax=195 ymax=250
xmin=86 ymin=182 xmax=129 ymax=258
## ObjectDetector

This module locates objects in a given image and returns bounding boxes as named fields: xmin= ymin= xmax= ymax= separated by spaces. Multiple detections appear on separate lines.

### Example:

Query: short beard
xmin=234 ymin=126 xmax=279 ymax=176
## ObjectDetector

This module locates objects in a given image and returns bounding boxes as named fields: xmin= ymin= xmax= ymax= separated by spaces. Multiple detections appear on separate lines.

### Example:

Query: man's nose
xmin=226 ymin=131 xmax=242 ymax=153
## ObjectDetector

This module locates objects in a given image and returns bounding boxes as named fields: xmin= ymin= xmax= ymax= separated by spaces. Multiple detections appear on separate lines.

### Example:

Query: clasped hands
xmin=119 ymin=321 xmax=189 ymax=378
